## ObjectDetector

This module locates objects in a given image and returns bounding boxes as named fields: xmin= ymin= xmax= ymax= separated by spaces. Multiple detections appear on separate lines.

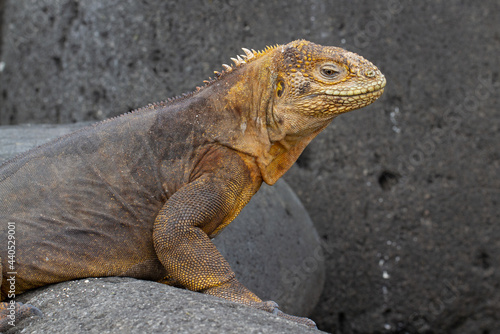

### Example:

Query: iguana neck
xmin=187 ymin=55 xmax=277 ymax=180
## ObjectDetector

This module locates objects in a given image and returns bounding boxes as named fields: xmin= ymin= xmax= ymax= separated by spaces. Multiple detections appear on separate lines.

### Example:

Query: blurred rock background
xmin=0 ymin=1 xmax=499 ymax=333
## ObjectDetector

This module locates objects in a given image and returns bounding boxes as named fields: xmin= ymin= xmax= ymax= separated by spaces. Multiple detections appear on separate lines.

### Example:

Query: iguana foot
xmin=203 ymin=278 xmax=317 ymax=328
xmin=0 ymin=301 xmax=43 ymax=331
xmin=253 ymin=300 xmax=317 ymax=328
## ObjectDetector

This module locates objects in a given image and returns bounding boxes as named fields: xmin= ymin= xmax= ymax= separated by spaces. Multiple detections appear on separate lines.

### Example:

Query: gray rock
xmin=7 ymin=277 xmax=324 ymax=334
xmin=0 ymin=123 xmax=324 ymax=329
xmin=0 ymin=123 xmax=93 ymax=163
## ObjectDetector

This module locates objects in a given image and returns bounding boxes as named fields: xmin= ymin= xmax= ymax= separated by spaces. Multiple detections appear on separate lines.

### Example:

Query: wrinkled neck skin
xmin=263 ymin=107 xmax=335 ymax=184
xmin=190 ymin=54 xmax=333 ymax=185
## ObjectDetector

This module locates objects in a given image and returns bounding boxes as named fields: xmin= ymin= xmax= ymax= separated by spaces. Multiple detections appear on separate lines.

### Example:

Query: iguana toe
xmin=16 ymin=302 xmax=43 ymax=317
xmin=254 ymin=300 xmax=317 ymax=328
xmin=0 ymin=301 xmax=43 ymax=331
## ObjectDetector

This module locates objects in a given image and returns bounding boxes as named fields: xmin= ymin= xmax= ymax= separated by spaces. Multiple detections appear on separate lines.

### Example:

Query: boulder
xmin=7 ymin=277 xmax=325 ymax=334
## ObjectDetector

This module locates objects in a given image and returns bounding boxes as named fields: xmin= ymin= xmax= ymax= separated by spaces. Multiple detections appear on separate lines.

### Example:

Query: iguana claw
xmin=0 ymin=301 xmax=43 ymax=331
xmin=255 ymin=300 xmax=317 ymax=328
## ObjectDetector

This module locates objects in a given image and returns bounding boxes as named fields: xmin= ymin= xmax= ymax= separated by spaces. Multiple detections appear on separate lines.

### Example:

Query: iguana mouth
xmin=323 ymin=76 xmax=386 ymax=98
xmin=306 ymin=85 xmax=384 ymax=103
xmin=324 ymin=88 xmax=385 ymax=100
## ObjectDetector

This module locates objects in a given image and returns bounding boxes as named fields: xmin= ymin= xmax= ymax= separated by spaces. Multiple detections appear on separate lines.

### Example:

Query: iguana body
xmin=0 ymin=40 xmax=385 ymax=329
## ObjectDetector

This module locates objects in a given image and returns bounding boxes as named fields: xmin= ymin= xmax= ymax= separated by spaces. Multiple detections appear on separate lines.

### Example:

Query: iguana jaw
xmin=306 ymin=79 xmax=386 ymax=116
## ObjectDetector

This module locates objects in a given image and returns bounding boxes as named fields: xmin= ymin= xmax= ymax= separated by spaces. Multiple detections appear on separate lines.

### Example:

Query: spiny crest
xmin=201 ymin=44 xmax=280 ymax=86
xmin=212 ymin=44 xmax=280 ymax=76
xmin=227 ymin=44 xmax=279 ymax=70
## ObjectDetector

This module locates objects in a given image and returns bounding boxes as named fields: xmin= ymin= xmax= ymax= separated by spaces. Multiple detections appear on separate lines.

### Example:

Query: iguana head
xmin=207 ymin=40 xmax=385 ymax=184
xmin=234 ymin=40 xmax=380 ymax=145
xmin=269 ymin=39 xmax=385 ymax=121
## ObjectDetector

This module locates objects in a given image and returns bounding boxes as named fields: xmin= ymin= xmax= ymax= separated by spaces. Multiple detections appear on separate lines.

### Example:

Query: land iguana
xmin=0 ymin=40 xmax=385 ymax=330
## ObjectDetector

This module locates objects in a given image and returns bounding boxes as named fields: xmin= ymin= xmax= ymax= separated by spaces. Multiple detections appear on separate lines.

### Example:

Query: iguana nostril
xmin=365 ymin=69 xmax=376 ymax=77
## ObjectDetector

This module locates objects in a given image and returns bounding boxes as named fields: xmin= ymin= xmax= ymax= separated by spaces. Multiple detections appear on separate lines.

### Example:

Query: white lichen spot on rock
xmin=390 ymin=106 xmax=401 ymax=133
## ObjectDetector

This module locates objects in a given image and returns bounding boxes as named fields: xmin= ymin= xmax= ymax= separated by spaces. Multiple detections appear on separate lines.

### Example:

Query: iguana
xmin=0 ymin=40 xmax=385 ymax=330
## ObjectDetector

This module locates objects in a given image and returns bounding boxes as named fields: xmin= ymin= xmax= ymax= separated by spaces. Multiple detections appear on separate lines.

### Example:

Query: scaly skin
xmin=0 ymin=40 xmax=385 ymax=330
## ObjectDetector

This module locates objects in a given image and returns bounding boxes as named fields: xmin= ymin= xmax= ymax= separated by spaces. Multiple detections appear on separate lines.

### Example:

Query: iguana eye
xmin=320 ymin=64 xmax=341 ymax=79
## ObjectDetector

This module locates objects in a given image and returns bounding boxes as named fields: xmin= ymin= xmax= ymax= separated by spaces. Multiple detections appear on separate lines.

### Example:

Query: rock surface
xmin=0 ymin=123 xmax=324 ymax=331
xmin=1 ymin=1 xmax=499 ymax=333
xmin=6 ymin=277 xmax=322 ymax=334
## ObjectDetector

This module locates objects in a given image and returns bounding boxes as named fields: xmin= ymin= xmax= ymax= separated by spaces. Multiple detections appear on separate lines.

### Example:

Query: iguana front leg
xmin=152 ymin=150 xmax=316 ymax=327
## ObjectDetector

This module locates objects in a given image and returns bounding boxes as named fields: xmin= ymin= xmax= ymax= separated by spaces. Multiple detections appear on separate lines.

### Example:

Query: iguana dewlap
xmin=0 ymin=40 xmax=385 ymax=330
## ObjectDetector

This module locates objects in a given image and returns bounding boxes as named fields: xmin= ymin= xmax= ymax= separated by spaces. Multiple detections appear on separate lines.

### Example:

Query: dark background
xmin=1 ymin=1 xmax=499 ymax=333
